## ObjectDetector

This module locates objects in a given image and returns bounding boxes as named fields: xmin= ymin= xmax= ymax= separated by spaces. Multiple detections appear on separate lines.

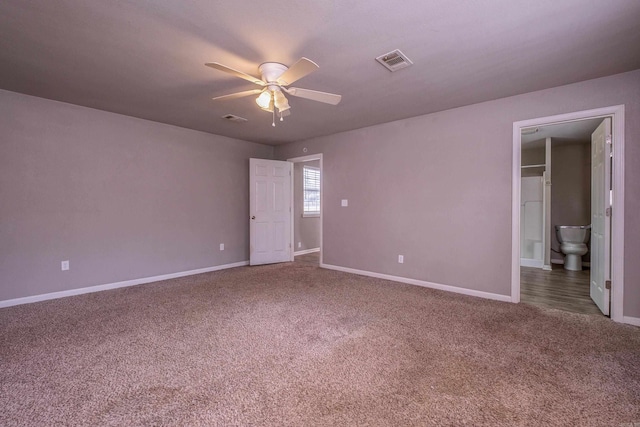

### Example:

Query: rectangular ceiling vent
xmin=221 ymin=114 xmax=248 ymax=123
xmin=375 ymin=49 xmax=413 ymax=72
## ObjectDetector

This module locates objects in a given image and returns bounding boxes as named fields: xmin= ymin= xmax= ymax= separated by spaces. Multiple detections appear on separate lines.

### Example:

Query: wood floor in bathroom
xmin=520 ymin=264 xmax=602 ymax=315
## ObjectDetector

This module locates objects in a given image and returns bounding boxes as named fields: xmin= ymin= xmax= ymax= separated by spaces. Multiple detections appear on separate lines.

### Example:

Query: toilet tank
xmin=555 ymin=225 xmax=591 ymax=244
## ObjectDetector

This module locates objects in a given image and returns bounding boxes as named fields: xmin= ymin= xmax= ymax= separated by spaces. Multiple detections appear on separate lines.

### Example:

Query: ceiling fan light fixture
xmin=273 ymin=90 xmax=290 ymax=113
xmin=259 ymin=98 xmax=275 ymax=113
xmin=255 ymin=91 xmax=272 ymax=109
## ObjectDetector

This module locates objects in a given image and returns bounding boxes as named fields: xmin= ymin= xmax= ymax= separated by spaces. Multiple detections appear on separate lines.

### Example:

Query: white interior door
xmin=591 ymin=118 xmax=611 ymax=315
xmin=250 ymin=158 xmax=292 ymax=266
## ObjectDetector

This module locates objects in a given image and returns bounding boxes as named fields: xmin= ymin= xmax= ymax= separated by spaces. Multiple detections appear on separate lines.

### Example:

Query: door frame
xmin=287 ymin=153 xmax=323 ymax=264
xmin=511 ymin=105 xmax=625 ymax=322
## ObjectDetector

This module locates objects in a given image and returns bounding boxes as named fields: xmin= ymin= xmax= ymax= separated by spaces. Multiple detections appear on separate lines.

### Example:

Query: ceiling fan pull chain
xmin=272 ymin=108 xmax=276 ymax=127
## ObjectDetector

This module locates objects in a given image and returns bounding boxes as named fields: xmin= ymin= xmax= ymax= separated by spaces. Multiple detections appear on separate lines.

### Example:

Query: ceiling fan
xmin=205 ymin=58 xmax=341 ymax=126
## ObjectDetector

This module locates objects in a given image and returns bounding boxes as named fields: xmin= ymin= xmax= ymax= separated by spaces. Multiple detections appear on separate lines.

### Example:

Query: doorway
xmin=288 ymin=154 xmax=323 ymax=266
xmin=512 ymin=106 xmax=625 ymax=322
xmin=520 ymin=119 xmax=602 ymax=314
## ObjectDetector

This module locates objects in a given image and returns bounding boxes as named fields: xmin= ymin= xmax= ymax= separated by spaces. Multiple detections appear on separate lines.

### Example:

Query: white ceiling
xmin=1 ymin=0 xmax=639 ymax=145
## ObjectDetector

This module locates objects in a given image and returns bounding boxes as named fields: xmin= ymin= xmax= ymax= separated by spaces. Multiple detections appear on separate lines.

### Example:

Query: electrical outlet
xmin=398 ymin=255 xmax=404 ymax=264
xmin=298 ymin=242 xmax=301 ymax=248
xmin=341 ymin=199 xmax=348 ymax=207
xmin=61 ymin=260 xmax=69 ymax=271
xmin=219 ymin=243 xmax=224 ymax=251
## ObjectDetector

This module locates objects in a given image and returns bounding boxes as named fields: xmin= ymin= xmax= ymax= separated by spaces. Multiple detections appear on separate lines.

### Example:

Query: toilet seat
xmin=560 ymin=242 xmax=588 ymax=256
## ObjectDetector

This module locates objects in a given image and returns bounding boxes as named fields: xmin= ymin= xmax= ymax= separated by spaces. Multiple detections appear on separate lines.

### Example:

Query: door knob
xmin=251 ymin=216 xmax=256 ymax=220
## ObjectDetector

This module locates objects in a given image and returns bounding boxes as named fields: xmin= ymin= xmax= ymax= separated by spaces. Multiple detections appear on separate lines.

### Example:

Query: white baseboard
xmin=622 ymin=316 xmax=640 ymax=327
xmin=294 ymin=248 xmax=320 ymax=256
xmin=520 ymin=258 xmax=543 ymax=268
xmin=320 ymin=263 xmax=511 ymax=303
xmin=0 ymin=260 xmax=249 ymax=309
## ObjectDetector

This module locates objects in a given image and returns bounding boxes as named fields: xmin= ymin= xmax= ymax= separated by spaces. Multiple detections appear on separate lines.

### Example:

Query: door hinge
xmin=606 ymin=134 xmax=612 ymax=145
xmin=606 ymin=207 xmax=612 ymax=217
xmin=605 ymin=280 xmax=612 ymax=290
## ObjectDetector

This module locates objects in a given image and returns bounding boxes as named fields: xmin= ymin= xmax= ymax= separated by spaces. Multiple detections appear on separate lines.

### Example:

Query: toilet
xmin=555 ymin=225 xmax=591 ymax=271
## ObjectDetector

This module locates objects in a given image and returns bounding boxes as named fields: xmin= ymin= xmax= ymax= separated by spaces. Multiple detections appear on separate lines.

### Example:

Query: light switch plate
xmin=61 ymin=260 xmax=69 ymax=271
xmin=219 ymin=243 xmax=224 ymax=251
xmin=341 ymin=199 xmax=348 ymax=207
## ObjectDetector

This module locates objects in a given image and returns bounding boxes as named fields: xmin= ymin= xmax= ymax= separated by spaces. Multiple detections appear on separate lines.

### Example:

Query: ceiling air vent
xmin=221 ymin=114 xmax=248 ymax=123
xmin=375 ymin=49 xmax=413 ymax=72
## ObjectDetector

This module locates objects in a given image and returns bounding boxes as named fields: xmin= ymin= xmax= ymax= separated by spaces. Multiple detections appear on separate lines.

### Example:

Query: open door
xmin=249 ymin=158 xmax=292 ymax=266
xmin=590 ymin=118 xmax=611 ymax=315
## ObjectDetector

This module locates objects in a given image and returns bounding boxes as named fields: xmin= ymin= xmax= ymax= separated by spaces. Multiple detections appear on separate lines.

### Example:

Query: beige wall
xmin=294 ymin=160 xmax=321 ymax=251
xmin=275 ymin=70 xmax=640 ymax=318
xmin=521 ymin=144 xmax=546 ymax=166
xmin=521 ymin=145 xmax=546 ymax=178
xmin=0 ymin=89 xmax=272 ymax=301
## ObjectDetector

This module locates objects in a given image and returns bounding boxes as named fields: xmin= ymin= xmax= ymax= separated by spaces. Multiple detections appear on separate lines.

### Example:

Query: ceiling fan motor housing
xmin=258 ymin=62 xmax=288 ymax=85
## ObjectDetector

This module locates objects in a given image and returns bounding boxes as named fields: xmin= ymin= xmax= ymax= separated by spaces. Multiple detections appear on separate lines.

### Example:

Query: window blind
xmin=303 ymin=166 xmax=320 ymax=214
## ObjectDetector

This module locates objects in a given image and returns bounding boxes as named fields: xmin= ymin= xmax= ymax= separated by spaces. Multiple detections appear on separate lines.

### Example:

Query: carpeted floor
xmin=1 ymin=261 xmax=639 ymax=426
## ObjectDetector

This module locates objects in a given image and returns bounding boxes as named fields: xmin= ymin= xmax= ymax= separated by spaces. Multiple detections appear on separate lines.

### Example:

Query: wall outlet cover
xmin=219 ymin=243 xmax=224 ymax=251
xmin=61 ymin=260 xmax=69 ymax=271
xmin=398 ymin=255 xmax=404 ymax=264
xmin=341 ymin=199 xmax=348 ymax=207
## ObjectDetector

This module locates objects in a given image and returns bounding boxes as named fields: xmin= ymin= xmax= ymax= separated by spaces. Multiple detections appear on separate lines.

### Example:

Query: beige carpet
xmin=1 ymin=261 xmax=639 ymax=426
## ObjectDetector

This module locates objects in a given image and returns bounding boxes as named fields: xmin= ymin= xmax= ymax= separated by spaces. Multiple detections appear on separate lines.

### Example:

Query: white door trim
xmin=512 ymin=105 xmax=625 ymax=323
xmin=287 ymin=153 xmax=323 ymax=265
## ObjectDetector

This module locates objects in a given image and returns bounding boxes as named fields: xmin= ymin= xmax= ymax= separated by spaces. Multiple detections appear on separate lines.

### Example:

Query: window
xmin=303 ymin=165 xmax=320 ymax=216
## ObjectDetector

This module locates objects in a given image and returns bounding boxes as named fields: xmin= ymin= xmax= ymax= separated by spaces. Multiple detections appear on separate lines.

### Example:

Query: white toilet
xmin=555 ymin=225 xmax=591 ymax=271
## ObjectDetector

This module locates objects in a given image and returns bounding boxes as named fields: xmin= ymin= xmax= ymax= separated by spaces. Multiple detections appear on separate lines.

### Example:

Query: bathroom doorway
xmin=511 ymin=106 xmax=625 ymax=321
xmin=288 ymin=154 xmax=322 ymax=266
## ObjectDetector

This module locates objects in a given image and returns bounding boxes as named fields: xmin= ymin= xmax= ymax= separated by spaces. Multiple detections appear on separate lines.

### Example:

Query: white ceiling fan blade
xmin=212 ymin=89 xmax=263 ymax=101
xmin=284 ymin=87 xmax=342 ymax=105
xmin=205 ymin=62 xmax=265 ymax=86
xmin=276 ymin=57 xmax=319 ymax=85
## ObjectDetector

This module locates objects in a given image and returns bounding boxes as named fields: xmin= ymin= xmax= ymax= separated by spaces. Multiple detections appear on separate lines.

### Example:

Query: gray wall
xmin=550 ymin=140 xmax=591 ymax=263
xmin=0 ymin=89 xmax=272 ymax=301
xmin=275 ymin=70 xmax=640 ymax=318
xmin=294 ymin=160 xmax=321 ymax=252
